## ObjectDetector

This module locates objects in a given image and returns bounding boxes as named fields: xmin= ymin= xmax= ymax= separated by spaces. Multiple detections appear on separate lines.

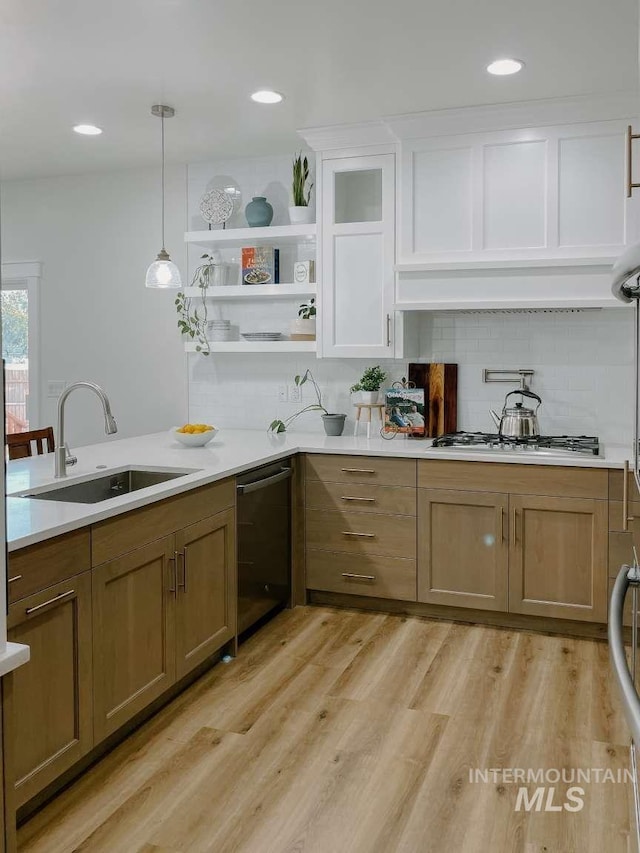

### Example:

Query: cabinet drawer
xmin=306 ymin=480 xmax=416 ymax=516
xmin=305 ymin=508 xmax=416 ymax=558
xmin=419 ymin=460 xmax=607 ymax=499
xmin=306 ymin=550 xmax=417 ymax=601
xmin=91 ymin=478 xmax=235 ymax=565
xmin=8 ymin=529 xmax=91 ymax=603
xmin=305 ymin=454 xmax=416 ymax=487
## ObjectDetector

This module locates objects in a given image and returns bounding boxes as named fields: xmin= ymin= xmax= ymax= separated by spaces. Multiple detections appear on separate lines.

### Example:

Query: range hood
xmin=394 ymin=257 xmax=622 ymax=312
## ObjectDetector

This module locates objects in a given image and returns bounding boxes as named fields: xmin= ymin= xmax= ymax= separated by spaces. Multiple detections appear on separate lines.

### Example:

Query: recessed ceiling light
xmin=250 ymin=90 xmax=284 ymax=104
xmin=486 ymin=58 xmax=524 ymax=76
xmin=73 ymin=124 xmax=103 ymax=135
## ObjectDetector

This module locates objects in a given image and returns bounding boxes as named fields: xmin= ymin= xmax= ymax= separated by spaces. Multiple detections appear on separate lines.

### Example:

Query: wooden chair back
xmin=6 ymin=427 xmax=55 ymax=461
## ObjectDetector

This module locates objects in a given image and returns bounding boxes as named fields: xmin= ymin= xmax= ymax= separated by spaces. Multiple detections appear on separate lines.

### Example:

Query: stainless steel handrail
xmin=609 ymin=564 xmax=640 ymax=746
xmin=609 ymin=562 xmax=640 ymax=852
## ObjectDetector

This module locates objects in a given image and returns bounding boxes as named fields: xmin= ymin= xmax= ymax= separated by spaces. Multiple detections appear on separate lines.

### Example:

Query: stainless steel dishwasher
xmin=236 ymin=460 xmax=292 ymax=635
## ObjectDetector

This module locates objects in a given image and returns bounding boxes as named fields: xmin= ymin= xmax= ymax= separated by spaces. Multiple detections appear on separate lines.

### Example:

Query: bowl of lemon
xmin=171 ymin=423 xmax=218 ymax=447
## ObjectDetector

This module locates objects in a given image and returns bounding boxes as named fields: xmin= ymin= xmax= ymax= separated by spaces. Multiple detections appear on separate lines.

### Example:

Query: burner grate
xmin=432 ymin=432 xmax=600 ymax=455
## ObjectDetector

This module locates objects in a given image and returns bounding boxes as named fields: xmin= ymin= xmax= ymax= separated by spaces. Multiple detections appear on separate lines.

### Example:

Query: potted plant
xmin=175 ymin=253 xmax=220 ymax=355
xmin=269 ymin=369 xmax=346 ymax=436
xmin=290 ymin=297 xmax=316 ymax=340
xmin=350 ymin=365 xmax=387 ymax=404
xmin=289 ymin=153 xmax=314 ymax=225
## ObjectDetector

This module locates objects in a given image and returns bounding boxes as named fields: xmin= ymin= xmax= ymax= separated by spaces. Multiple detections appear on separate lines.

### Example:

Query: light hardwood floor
xmin=18 ymin=606 xmax=634 ymax=852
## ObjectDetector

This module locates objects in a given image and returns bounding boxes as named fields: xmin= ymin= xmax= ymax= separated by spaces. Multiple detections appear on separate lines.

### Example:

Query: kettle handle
xmin=504 ymin=389 xmax=542 ymax=410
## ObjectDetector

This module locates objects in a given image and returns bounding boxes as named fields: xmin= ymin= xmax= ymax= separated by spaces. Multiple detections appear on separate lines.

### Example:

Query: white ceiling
xmin=0 ymin=0 xmax=638 ymax=180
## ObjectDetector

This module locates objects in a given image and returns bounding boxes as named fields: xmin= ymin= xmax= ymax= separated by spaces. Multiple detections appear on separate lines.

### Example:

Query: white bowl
xmin=170 ymin=426 xmax=218 ymax=447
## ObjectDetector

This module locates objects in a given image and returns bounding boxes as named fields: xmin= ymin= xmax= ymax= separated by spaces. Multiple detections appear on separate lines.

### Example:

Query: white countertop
xmin=6 ymin=428 xmax=631 ymax=551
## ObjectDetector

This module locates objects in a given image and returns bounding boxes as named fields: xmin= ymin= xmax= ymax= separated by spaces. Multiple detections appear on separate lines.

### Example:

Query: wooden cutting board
xmin=408 ymin=363 xmax=458 ymax=437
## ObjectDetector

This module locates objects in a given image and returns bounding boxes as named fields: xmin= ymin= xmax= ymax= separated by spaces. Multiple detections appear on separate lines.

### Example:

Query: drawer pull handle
xmin=342 ymin=531 xmax=375 ymax=538
xmin=341 ymin=468 xmax=376 ymax=474
xmin=342 ymin=572 xmax=376 ymax=581
xmin=25 ymin=589 xmax=74 ymax=615
xmin=341 ymin=496 xmax=376 ymax=503
xmin=8 ymin=575 xmax=22 ymax=584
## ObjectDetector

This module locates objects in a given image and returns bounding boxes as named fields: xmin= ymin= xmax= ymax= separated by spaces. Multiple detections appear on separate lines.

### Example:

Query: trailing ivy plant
xmin=292 ymin=153 xmax=313 ymax=207
xmin=175 ymin=253 xmax=218 ymax=355
xmin=269 ymin=369 xmax=327 ymax=433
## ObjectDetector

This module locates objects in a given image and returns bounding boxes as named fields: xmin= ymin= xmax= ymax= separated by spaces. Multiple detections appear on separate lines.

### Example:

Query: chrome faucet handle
xmin=64 ymin=444 xmax=77 ymax=467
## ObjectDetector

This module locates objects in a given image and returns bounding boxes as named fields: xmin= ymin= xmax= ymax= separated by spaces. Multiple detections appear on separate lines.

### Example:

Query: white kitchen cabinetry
xmin=399 ymin=120 xmax=639 ymax=266
xmin=320 ymin=152 xmax=416 ymax=358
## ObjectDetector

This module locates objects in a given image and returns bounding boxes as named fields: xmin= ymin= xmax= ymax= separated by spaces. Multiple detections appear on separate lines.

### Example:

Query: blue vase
xmin=245 ymin=196 xmax=273 ymax=228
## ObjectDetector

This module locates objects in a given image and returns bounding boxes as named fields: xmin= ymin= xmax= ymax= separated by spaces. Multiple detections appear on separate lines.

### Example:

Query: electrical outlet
xmin=289 ymin=384 xmax=302 ymax=403
xmin=47 ymin=380 xmax=67 ymax=398
xmin=278 ymin=384 xmax=288 ymax=403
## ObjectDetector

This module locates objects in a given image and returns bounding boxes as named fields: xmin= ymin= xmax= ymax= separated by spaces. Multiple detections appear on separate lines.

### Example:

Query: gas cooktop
xmin=431 ymin=432 xmax=600 ymax=456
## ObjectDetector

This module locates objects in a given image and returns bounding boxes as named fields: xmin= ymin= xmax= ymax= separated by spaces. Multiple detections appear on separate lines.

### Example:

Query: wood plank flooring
xmin=18 ymin=606 xmax=634 ymax=853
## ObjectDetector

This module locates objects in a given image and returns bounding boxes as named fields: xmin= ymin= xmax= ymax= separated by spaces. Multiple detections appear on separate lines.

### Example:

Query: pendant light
xmin=145 ymin=104 xmax=182 ymax=289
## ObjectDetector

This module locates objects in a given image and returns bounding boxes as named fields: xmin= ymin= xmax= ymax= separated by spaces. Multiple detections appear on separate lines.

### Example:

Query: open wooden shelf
xmin=181 ymin=283 xmax=316 ymax=300
xmin=184 ymin=340 xmax=317 ymax=354
xmin=185 ymin=224 xmax=317 ymax=248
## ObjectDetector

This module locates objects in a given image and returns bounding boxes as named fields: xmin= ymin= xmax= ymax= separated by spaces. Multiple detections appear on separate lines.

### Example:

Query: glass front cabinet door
xmin=321 ymin=153 xmax=402 ymax=358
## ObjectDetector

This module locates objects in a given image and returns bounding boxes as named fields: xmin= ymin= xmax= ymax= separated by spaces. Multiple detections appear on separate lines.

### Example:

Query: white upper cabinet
xmin=320 ymin=152 xmax=416 ymax=358
xmin=399 ymin=120 xmax=637 ymax=267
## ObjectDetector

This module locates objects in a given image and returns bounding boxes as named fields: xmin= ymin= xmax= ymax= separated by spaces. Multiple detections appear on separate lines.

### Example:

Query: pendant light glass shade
xmin=145 ymin=249 xmax=182 ymax=288
xmin=146 ymin=105 xmax=181 ymax=289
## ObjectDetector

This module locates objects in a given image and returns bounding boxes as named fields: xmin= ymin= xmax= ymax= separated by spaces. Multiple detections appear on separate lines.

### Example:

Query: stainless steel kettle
xmin=489 ymin=389 xmax=542 ymax=438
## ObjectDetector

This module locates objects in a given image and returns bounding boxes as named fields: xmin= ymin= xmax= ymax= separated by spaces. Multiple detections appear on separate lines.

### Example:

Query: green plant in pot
xmin=175 ymin=253 xmax=220 ymax=355
xmin=289 ymin=153 xmax=314 ymax=226
xmin=290 ymin=297 xmax=316 ymax=340
xmin=350 ymin=365 xmax=387 ymax=404
xmin=269 ymin=369 xmax=346 ymax=436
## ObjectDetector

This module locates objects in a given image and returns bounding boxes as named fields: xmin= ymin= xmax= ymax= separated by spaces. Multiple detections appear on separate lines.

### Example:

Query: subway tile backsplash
xmin=188 ymin=308 xmax=634 ymax=450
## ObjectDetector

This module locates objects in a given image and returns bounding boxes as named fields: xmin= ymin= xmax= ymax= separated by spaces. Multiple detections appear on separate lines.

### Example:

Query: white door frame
xmin=0 ymin=261 xmax=42 ymax=429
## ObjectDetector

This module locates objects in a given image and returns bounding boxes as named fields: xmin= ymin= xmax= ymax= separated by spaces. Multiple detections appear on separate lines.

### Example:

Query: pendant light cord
xmin=161 ymin=110 xmax=165 ymax=251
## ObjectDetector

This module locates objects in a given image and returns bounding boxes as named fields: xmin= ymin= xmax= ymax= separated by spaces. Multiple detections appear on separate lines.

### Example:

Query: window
xmin=1 ymin=263 xmax=41 ymax=435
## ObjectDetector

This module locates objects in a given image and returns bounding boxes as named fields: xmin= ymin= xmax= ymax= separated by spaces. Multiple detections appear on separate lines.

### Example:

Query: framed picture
xmin=383 ymin=387 xmax=426 ymax=437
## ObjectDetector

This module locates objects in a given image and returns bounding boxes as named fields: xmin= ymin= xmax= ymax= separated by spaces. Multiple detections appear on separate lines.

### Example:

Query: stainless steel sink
xmin=14 ymin=467 xmax=199 ymax=504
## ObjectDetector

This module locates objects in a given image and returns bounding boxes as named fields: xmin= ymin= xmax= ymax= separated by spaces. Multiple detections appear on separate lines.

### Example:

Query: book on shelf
xmin=242 ymin=246 xmax=280 ymax=285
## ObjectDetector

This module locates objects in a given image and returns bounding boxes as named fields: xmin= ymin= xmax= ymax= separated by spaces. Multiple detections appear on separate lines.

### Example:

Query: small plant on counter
xmin=175 ymin=253 xmax=218 ymax=355
xmin=350 ymin=365 xmax=387 ymax=394
xmin=292 ymin=153 xmax=313 ymax=207
xmin=298 ymin=297 xmax=316 ymax=319
xmin=269 ymin=369 xmax=327 ymax=433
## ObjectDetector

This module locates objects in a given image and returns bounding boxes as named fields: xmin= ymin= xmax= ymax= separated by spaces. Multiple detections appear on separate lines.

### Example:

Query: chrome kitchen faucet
xmin=54 ymin=382 xmax=118 ymax=477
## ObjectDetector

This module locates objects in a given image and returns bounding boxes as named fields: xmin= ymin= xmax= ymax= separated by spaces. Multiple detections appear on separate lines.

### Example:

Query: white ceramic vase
xmin=290 ymin=318 xmax=316 ymax=340
xmin=289 ymin=205 xmax=315 ymax=225
xmin=359 ymin=390 xmax=379 ymax=404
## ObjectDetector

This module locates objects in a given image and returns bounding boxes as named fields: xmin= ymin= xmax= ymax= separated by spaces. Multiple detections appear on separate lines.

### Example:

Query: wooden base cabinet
xmin=93 ymin=508 xmax=236 ymax=740
xmin=509 ymin=495 xmax=608 ymax=622
xmin=92 ymin=536 xmax=177 ymax=742
xmin=418 ymin=489 xmax=509 ymax=611
xmin=4 ymin=572 xmax=93 ymax=809
xmin=175 ymin=510 xmax=236 ymax=680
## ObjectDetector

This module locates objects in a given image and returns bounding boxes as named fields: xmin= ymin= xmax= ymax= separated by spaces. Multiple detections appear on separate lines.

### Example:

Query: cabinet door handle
xmin=624 ymin=460 xmax=635 ymax=530
xmin=179 ymin=546 xmax=188 ymax=593
xmin=342 ymin=572 xmax=376 ymax=581
xmin=341 ymin=496 xmax=376 ymax=503
xmin=342 ymin=531 xmax=375 ymax=538
xmin=168 ymin=552 xmax=178 ymax=595
xmin=499 ymin=506 xmax=507 ymax=542
xmin=628 ymin=126 xmax=640 ymax=198
xmin=512 ymin=508 xmax=521 ymax=544
xmin=341 ymin=468 xmax=376 ymax=474
xmin=8 ymin=574 xmax=22 ymax=584
xmin=386 ymin=314 xmax=392 ymax=347
xmin=25 ymin=589 xmax=74 ymax=616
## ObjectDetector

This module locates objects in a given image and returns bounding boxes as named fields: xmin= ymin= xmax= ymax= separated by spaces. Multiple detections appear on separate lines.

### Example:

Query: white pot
xmin=289 ymin=205 xmax=315 ymax=225
xmin=359 ymin=390 xmax=379 ymax=404
xmin=290 ymin=318 xmax=316 ymax=340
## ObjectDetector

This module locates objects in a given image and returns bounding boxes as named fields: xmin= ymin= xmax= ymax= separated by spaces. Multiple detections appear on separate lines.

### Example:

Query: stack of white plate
xmin=241 ymin=331 xmax=282 ymax=342
xmin=208 ymin=320 xmax=235 ymax=342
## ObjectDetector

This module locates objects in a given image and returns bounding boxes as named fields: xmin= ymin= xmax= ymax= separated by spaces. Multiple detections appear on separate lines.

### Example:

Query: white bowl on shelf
xmin=170 ymin=426 xmax=218 ymax=447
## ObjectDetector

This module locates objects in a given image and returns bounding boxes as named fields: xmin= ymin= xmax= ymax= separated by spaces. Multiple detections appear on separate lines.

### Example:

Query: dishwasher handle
xmin=237 ymin=467 xmax=292 ymax=495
